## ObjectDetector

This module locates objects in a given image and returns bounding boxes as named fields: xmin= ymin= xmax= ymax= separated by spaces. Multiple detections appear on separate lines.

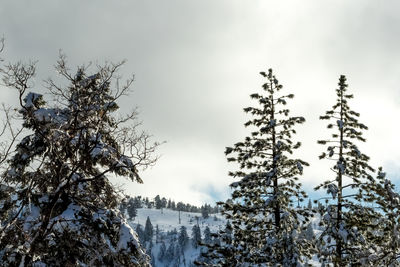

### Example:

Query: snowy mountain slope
xmin=133 ymin=207 xmax=225 ymax=234
xmin=129 ymin=208 xmax=226 ymax=267
xmin=128 ymin=207 xmax=323 ymax=266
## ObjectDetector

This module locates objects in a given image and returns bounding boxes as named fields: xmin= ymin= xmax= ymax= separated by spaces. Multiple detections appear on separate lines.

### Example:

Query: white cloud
xmin=1 ymin=0 xmax=400 ymax=205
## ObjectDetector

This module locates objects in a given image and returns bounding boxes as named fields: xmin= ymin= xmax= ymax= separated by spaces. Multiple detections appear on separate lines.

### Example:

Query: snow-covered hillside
xmin=128 ymin=207 xmax=324 ymax=266
xmin=134 ymin=208 xmax=225 ymax=234
xmin=129 ymin=208 xmax=226 ymax=266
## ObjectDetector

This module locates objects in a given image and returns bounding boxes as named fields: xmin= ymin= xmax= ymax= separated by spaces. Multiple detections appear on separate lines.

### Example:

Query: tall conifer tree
xmin=315 ymin=75 xmax=376 ymax=266
xmin=361 ymin=168 xmax=400 ymax=265
xmin=204 ymin=69 xmax=313 ymax=266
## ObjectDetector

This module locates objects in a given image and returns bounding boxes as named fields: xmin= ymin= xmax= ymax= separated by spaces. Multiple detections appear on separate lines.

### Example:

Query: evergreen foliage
xmin=203 ymin=226 xmax=212 ymax=245
xmin=127 ymin=197 xmax=138 ymax=220
xmin=124 ymin=194 xmax=218 ymax=214
xmin=224 ymin=221 xmax=233 ymax=244
xmin=0 ymin=56 xmax=158 ymax=266
xmin=144 ymin=216 xmax=154 ymax=243
xmin=161 ymin=197 xmax=167 ymax=209
xmin=192 ymin=224 xmax=202 ymax=248
xmin=133 ymin=196 xmax=143 ymax=209
xmin=315 ymin=75 xmax=376 ymax=266
xmin=2 ymin=43 xmax=399 ymax=266
xmin=174 ymin=243 xmax=183 ymax=265
xmin=158 ymin=242 xmax=167 ymax=261
xmin=363 ymin=168 xmax=400 ymax=266
xmin=155 ymin=195 xmax=162 ymax=209
xmin=136 ymin=224 xmax=145 ymax=244
xmin=202 ymin=69 xmax=314 ymax=266
xmin=201 ymin=204 xmax=212 ymax=219
xmin=119 ymin=196 xmax=128 ymax=215
xmin=165 ymin=243 xmax=175 ymax=263
xmin=178 ymin=225 xmax=189 ymax=250
xmin=155 ymin=224 xmax=160 ymax=243
xmin=307 ymin=198 xmax=312 ymax=210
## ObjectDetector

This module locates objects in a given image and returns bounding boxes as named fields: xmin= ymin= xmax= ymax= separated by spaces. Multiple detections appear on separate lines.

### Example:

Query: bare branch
xmin=1 ymin=61 xmax=37 ymax=108
xmin=0 ymin=37 xmax=4 ymax=64
xmin=0 ymin=104 xmax=23 ymax=167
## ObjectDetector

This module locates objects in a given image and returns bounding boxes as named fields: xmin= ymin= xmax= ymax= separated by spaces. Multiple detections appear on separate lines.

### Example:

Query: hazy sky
xmin=1 ymin=0 xmax=400 ymax=205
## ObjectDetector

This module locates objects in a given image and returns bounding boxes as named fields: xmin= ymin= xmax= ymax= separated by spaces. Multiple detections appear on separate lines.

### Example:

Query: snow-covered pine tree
xmin=194 ymin=226 xmax=213 ymax=265
xmin=224 ymin=220 xmax=233 ymax=244
xmin=165 ymin=243 xmax=176 ymax=263
xmin=202 ymin=68 xmax=314 ymax=266
xmin=155 ymin=194 xmax=162 ymax=209
xmin=174 ymin=243 xmax=183 ymax=265
xmin=161 ymin=197 xmax=167 ymax=209
xmin=315 ymin=75 xmax=376 ymax=266
xmin=127 ymin=197 xmax=138 ymax=220
xmin=203 ymin=226 xmax=212 ymax=245
xmin=133 ymin=196 xmax=143 ymax=209
xmin=201 ymin=204 xmax=211 ymax=219
xmin=150 ymin=254 xmax=156 ymax=266
xmin=201 ymin=205 xmax=208 ymax=219
xmin=178 ymin=225 xmax=189 ymax=251
xmin=119 ymin=195 xmax=128 ymax=215
xmin=0 ymin=56 xmax=158 ymax=266
xmin=361 ymin=168 xmax=400 ymax=265
xmin=155 ymin=224 xmax=160 ymax=243
xmin=158 ymin=241 xmax=167 ymax=261
xmin=169 ymin=228 xmax=178 ymax=241
xmin=192 ymin=224 xmax=202 ymax=248
xmin=144 ymin=216 xmax=154 ymax=243
xmin=136 ymin=224 xmax=145 ymax=244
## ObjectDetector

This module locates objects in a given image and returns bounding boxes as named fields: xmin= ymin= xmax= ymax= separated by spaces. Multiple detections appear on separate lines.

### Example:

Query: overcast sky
xmin=1 ymin=0 xmax=400 ymax=205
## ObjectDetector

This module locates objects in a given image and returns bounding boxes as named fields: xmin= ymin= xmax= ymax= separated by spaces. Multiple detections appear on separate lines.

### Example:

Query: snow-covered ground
xmin=128 ymin=207 xmax=322 ymax=266
xmin=129 ymin=208 xmax=226 ymax=266
xmin=133 ymin=207 xmax=225 ymax=234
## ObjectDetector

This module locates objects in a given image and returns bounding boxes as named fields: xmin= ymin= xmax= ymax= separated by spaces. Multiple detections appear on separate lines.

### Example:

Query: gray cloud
xmin=1 ymin=0 xmax=400 ymax=205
